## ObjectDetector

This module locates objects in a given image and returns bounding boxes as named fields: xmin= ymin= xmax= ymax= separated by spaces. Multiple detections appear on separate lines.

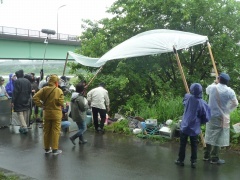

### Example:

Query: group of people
xmin=33 ymin=75 xmax=110 ymax=155
xmin=0 ymin=70 xmax=110 ymax=156
xmin=175 ymin=73 xmax=238 ymax=168
xmin=1 ymin=71 xmax=42 ymax=128
xmin=0 ymin=70 xmax=33 ymax=133
xmin=3 ymin=70 xmax=238 ymax=161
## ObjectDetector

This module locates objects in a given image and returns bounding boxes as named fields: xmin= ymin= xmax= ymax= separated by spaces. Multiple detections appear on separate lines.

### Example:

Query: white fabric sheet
xmin=68 ymin=51 xmax=105 ymax=67
xmin=97 ymin=29 xmax=208 ymax=63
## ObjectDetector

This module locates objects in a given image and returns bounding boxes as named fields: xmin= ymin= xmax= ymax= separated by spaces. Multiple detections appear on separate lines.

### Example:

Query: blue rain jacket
xmin=180 ymin=83 xmax=211 ymax=136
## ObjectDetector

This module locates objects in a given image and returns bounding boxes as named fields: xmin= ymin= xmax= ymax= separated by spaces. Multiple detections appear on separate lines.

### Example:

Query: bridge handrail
xmin=0 ymin=26 xmax=79 ymax=41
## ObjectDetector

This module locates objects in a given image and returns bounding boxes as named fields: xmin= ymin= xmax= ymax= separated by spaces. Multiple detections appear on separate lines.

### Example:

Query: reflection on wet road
xmin=0 ymin=125 xmax=239 ymax=180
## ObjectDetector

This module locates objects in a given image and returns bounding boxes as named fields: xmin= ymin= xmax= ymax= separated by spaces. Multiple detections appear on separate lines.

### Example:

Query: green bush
xmin=144 ymin=96 xmax=183 ymax=123
xmin=136 ymin=134 xmax=169 ymax=143
xmin=0 ymin=172 xmax=19 ymax=180
xmin=124 ymin=95 xmax=184 ymax=124
xmin=105 ymin=119 xmax=131 ymax=134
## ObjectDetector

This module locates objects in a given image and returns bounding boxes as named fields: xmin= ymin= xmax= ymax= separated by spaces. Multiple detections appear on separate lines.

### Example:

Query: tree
xmin=69 ymin=0 xmax=240 ymax=115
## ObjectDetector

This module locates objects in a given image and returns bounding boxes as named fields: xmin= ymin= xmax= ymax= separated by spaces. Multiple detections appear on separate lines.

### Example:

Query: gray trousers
xmin=17 ymin=110 xmax=30 ymax=128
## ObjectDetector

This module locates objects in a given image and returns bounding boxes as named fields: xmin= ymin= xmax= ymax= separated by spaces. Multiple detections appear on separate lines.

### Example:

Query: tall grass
xmin=137 ymin=96 xmax=184 ymax=123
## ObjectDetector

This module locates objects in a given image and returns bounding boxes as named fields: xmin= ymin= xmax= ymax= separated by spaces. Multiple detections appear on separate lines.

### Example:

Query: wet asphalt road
xmin=0 ymin=124 xmax=240 ymax=180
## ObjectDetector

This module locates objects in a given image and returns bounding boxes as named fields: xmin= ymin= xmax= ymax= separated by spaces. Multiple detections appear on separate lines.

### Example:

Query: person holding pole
xmin=203 ymin=73 xmax=238 ymax=164
xmin=175 ymin=83 xmax=211 ymax=168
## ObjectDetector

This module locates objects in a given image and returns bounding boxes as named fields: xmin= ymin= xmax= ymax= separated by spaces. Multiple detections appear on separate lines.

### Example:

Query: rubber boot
xmin=79 ymin=135 xmax=87 ymax=144
xmin=69 ymin=133 xmax=79 ymax=145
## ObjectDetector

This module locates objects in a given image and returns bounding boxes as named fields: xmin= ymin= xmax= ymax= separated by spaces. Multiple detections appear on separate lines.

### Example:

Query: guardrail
xmin=0 ymin=26 xmax=79 ymax=41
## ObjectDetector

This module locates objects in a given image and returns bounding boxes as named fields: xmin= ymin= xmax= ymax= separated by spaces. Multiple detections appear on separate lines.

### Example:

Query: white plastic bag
xmin=233 ymin=123 xmax=240 ymax=133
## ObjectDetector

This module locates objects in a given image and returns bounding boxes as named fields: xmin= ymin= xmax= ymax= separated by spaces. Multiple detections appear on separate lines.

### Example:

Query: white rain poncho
xmin=204 ymin=83 xmax=238 ymax=146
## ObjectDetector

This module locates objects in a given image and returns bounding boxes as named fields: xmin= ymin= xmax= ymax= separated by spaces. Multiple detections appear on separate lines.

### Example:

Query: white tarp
xmin=68 ymin=51 xmax=105 ymax=67
xmin=97 ymin=29 xmax=208 ymax=63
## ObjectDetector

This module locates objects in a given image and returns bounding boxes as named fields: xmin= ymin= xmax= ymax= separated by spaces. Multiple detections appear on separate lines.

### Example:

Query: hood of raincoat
xmin=48 ymin=74 xmax=59 ymax=86
xmin=190 ymin=83 xmax=202 ymax=98
xmin=8 ymin=73 xmax=13 ymax=81
xmin=71 ymin=92 xmax=79 ymax=99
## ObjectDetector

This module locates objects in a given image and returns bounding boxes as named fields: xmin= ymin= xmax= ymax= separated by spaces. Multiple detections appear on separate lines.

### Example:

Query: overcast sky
xmin=0 ymin=0 xmax=116 ymax=35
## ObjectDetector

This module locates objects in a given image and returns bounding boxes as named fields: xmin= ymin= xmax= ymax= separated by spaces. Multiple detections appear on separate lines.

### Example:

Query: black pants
xmin=92 ymin=107 xmax=106 ymax=130
xmin=178 ymin=132 xmax=198 ymax=162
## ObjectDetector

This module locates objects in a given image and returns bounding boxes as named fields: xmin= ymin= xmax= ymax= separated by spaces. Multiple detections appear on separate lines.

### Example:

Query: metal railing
xmin=0 ymin=26 xmax=79 ymax=41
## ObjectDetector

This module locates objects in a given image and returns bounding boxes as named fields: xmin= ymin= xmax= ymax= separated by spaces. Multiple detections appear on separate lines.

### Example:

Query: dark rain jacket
xmin=12 ymin=70 xmax=32 ymax=112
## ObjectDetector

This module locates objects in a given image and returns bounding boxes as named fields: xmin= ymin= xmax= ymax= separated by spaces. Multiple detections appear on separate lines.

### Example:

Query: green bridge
xmin=0 ymin=26 xmax=80 ymax=60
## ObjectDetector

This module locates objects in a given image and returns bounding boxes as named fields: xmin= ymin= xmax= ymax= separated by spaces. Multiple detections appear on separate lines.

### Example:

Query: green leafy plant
xmin=136 ymin=95 xmax=184 ymax=123
xmin=0 ymin=172 xmax=19 ymax=180
xmin=230 ymin=109 xmax=240 ymax=145
xmin=105 ymin=119 xmax=131 ymax=134
xmin=136 ymin=134 xmax=169 ymax=143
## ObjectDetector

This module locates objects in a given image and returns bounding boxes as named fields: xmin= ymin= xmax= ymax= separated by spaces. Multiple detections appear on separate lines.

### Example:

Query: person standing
xmin=61 ymin=102 xmax=71 ymax=133
xmin=29 ymin=73 xmax=40 ymax=123
xmin=37 ymin=75 xmax=50 ymax=128
xmin=69 ymin=84 xmax=89 ymax=145
xmin=79 ymin=80 xmax=88 ymax=96
xmin=204 ymin=73 xmax=238 ymax=164
xmin=0 ymin=76 xmax=10 ymax=101
xmin=5 ymin=73 xmax=17 ymax=98
xmin=12 ymin=70 xmax=32 ymax=134
xmin=33 ymin=74 xmax=64 ymax=155
xmin=39 ymin=75 xmax=50 ymax=89
xmin=87 ymin=83 xmax=110 ymax=133
xmin=175 ymin=83 xmax=211 ymax=168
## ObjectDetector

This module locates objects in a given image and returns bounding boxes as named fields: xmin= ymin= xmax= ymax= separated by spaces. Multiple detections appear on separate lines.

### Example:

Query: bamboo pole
xmin=173 ymin=46 xmax=206 ymax=147
xmin=173 ymin=47 xmax=190 ymax=93
xmin=62 ymin=52 xmax=69 ymax=76
xmin=41 ymin=37 xmax=48 ymax=69
xmin=86 ymin=66 xmax=104 ymax=87
xmin=207 ymin=41 xmax=219 ymax=77
xmin=203 ymin=41 xmax=219 ymax=148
